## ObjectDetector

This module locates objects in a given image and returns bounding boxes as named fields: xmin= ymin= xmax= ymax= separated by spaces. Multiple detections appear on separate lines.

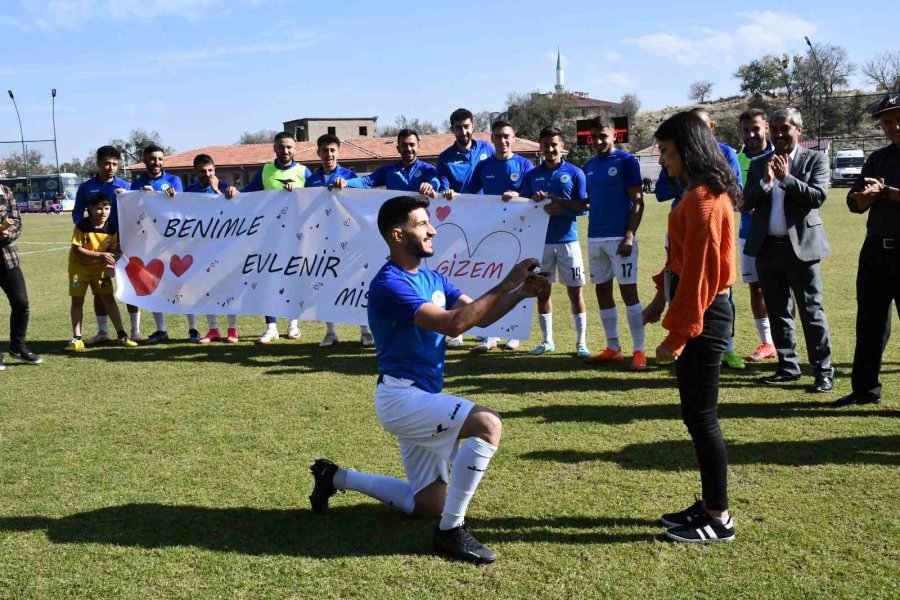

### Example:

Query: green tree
xmin=504 ymin=91 xmax=577 ymax=145
xmin=734 ymin=59 xmax=780 ymax=96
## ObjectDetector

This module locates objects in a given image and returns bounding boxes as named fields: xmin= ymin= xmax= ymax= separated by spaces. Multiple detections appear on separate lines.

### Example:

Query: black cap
xmin=872 ymin=93 xmax=900 ymax=118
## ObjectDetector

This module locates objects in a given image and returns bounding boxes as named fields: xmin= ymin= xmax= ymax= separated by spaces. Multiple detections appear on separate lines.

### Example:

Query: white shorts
xmin=739 ymin=238 xmax=758 ymax=284
xmin=374 ymin=375 xmax=475 ymax=495
xmin=541 ymin=242 xmax=585 ymax=286
xmin=588 ymin=238 xmax=639 ymax=285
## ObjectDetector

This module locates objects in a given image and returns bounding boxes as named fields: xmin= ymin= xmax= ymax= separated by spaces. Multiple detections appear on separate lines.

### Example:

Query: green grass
xmin=1 ymin=190 xmax=898 ymax=599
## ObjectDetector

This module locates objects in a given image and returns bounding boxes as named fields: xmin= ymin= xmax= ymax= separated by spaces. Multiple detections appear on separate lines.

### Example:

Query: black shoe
xmin=759 ymin=372 xmax=801 ymax=384
xmin=145 ymin=330 xmax=170 ymax=344
xmin=9 ymin=346 xmax=42 ymax=364
xmin=433 ymin=524 xmax=497 ymax=564
xmin=661 ymin=495 xmax=706 ymax=528
xmin=808 ymin=374 xmax=834 ymax=393
xmin=309 ymin=458 xmax=339 ymax=514
xmin=665 ymin=512 xmax=735 ymax=543
xmin=832 ymin=393 xmax=882 ymax=407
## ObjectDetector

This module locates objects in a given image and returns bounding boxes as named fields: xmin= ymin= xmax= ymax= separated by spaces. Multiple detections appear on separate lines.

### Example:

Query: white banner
xmin=115 ymin=189 xmax=549 ymax=339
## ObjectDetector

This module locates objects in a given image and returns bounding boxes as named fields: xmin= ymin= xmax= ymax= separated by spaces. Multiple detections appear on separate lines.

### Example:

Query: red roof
xmin=126 ymin=133 xmax=541 ymax=171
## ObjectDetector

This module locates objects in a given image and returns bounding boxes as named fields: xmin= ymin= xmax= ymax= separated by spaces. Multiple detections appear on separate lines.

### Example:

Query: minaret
xmin=555 ymin=47 xmax=564 ymax=93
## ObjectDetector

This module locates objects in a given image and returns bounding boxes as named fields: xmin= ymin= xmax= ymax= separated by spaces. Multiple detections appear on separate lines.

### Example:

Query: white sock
xmin=227 ymin=315 xmax=237 ymax=328
xmin=439 ymin=437 xmax=497 ymax=531
xmin=755 ymin=318 xmax=773 ymax=345
xmin=289 ymin=319 xmax=299 ymax=330
xmin=129 ymin=311 xmax=141 ymax=335
xmin=338 ymin=468 xmax=415 ymax=515
xmin=266 ymin=322 xmax=278 ymax=333
xmin=187 ymin=314 xmax=197 ymax=330
xmin=726 ymin=336 xmax=736 ymax=352
xmin=206 ymin=314 xmax=219 ymax=329
xmin=153 ymin=312 xmax=167 ymax=332
xmin=600 ymin=307 xmax=620 ymax=350
xmin=326 ymin=322 xmax=337 ymax=335
xmin=572 ymin=312 xmax=587 ymax=346
xmin=538 ymin=313 xmax=553 ymax=344
xmin=96 ymin=315 xmax=109 ymax=336
xmin=360 ymin=325 xmax=371 ymax=335
xmin=625 ymin=302 xmax=645 ymax=352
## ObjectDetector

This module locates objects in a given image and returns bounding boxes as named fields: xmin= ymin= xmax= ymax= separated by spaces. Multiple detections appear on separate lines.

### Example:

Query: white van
xmin=831 ymin=149 xmax=865 ymax=187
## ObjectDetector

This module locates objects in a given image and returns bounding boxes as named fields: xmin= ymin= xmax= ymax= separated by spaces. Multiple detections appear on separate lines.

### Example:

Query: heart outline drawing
xmin=423 ymin=223 xmax=522 ymax=278
xmin=125 ymin=257 xmax=164 ymax=296
xmin=170 ymin=254 xmax=193 ymax=277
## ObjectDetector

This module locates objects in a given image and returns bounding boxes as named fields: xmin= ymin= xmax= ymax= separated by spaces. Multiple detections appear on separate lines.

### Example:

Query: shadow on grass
xmin=24 ymin=339 xmax=379 ymax=377
xmin=503 ymin=401 xmax=898 ymax=424
xmin=0 ymin=505 xmax=655 ymax=556
xmin=522 ymin=435 xmax=900 ymax=470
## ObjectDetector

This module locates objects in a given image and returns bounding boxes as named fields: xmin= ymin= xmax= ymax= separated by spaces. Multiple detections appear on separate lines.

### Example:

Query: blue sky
xmin=0 ymin=0 xmax=896 ymax=165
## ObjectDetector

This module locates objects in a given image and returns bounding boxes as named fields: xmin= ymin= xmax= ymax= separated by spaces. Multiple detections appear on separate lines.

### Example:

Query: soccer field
xmin=1 ymin=190 xmax=898 ymax=599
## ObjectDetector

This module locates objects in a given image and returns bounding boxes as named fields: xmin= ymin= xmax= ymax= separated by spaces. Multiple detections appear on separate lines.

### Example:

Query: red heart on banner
xmin=125 ymin=257 xmax=164 ymax=296
xmin=170 ymin=254 xmax=193 ymax=277
xmin=436 ymin=205 xmax=451 ymax=222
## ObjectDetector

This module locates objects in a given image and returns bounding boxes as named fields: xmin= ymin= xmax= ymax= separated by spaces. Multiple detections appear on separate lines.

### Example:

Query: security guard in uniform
xmin=838 ymin=93 xmax=900 ymax=407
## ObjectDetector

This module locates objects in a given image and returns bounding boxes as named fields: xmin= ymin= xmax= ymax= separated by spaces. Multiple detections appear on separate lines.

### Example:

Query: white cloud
xmin=735 ymin=11 xmax=818 ymax=51
xmin=608 ymin=72 xmax=634 ymax=86
xmin=14 ymin=0 xmax=224 ymax=30
xmin=604 ymin=52 xmax=623 ymax=61
xmin=625 ymin=11 xmax=817 ymax=66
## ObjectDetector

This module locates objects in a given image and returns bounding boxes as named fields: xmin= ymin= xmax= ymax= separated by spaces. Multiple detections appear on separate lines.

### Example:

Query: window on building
xmin=359 ymin=126 xmax=368 ymax=136
xmin=327 ymin=126 xmax=336 ymax=135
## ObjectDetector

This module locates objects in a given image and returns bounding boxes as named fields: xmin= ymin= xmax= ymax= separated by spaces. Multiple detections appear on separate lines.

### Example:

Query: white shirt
xmin=761 ymin=145 xmax=800 ymax=236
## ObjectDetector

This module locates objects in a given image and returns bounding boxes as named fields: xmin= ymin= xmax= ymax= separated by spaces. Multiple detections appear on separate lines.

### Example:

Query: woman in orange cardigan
xmin=643 ymin=111 xmax=740 ymax=543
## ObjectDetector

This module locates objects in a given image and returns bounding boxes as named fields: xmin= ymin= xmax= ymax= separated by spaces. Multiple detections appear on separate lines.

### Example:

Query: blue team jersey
xmin=131 ymin=172 xmax=184 ymax=194
xmin=184 ymin=181 xmax=234 ymax=194
xmin=520 ymin=160 xmax=587 ymax=244
xmin=465 ymin=154 xmax=533 ymax=195
xmin=346 ymin=160 xmax=441 ymax=193
xmin=73 ymin=176 xmax=130 ymax=228
xmin=584 ymin=150 xmax=643 ymax=238
xmin=305 ymin=165 xmax=358 ymax=188
xmin=656 ymin=143 xmax=742 ymax=208
xmin=367 ymin=262 xmax=463 ymax=393
xmin=437 ymin=139 xmax=495 ymax=193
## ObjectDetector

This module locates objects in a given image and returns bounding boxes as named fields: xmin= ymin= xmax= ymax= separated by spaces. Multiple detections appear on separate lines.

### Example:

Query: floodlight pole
xmin=52 ymin=89 xmax=61 ymax=194
xmin=7 ymin=90 xmax=30 ymax=193
xmin=804 ymin=36 xmax=824 ymax=150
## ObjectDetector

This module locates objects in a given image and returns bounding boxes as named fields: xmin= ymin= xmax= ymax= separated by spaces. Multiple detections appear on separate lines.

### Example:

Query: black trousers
xmin=851 ymin=237 xmax=900 ymax=400
xmin=675 ymin=294 xmax=732 ymax=511
xmin=0 ymin=262 xmax=30 ymax=351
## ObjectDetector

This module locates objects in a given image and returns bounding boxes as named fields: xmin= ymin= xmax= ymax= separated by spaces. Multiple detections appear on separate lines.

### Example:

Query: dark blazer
xmin=742 ymin=146 xmax=830 ymax=261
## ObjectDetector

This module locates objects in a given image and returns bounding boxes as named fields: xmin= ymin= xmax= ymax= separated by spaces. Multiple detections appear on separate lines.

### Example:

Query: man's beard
xmin=405 ymin=237 xmax=434 ymax=258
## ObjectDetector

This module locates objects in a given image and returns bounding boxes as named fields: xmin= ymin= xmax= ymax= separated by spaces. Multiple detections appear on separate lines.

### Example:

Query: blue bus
xmin=0 ymin=173 xmax=83 ymax=212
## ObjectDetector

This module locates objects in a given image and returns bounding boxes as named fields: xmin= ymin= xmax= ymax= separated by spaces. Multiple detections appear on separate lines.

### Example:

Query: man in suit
xmin=743 ymin=107 xmax=835 ymax=393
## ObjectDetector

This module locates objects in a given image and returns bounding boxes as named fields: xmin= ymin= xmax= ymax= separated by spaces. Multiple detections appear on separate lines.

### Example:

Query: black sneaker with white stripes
xmin=660 ymin=495 xmax=706 ymax=528
xmin=664 ymin=512 xmax=735 ymax=543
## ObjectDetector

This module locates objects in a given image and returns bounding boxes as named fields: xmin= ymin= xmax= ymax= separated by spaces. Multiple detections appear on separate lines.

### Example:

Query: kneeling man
xmin=309 ymin=195 xmax=548 ymax=564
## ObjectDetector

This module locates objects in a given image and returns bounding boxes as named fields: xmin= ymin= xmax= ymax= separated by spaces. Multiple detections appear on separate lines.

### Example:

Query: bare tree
xmin=379 ymin=115 xmax=440 ymax=138
xmin=862 ymin=50 xmax=900 ymax=92
xmin=237 ymin=129 xmax=278 ymax=144
xmin=808 ymin=42 xmax=855 ymax=98
xmin=688 ymin=80 xmax=714 ymax=103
